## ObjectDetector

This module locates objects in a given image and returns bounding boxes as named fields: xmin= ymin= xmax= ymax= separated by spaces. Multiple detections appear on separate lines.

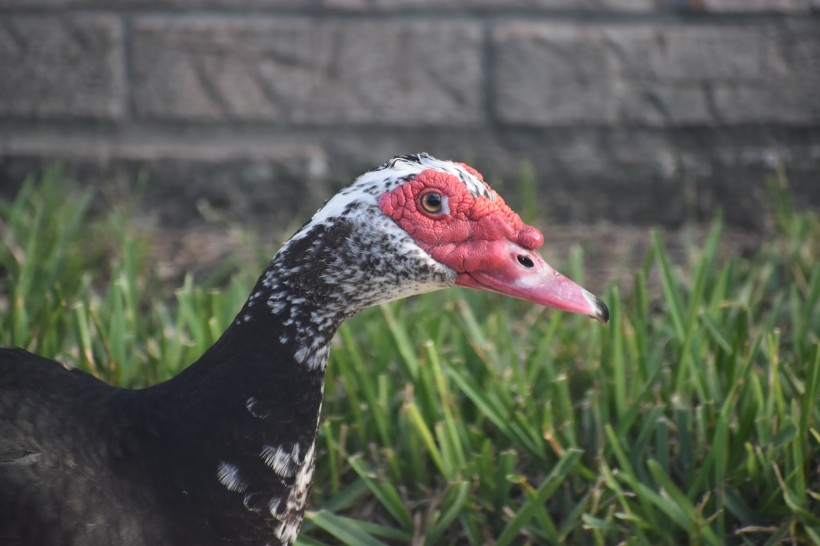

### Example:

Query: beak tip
xmin=584 ymin=290 xmax=610 ymax=324
xmin=596 ymin=301 xmax=610 ymax=324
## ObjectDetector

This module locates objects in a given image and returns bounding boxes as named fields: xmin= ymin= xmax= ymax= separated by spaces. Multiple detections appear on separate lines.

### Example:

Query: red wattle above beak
xmin=453 ymin=241 xmax=609 ymax=324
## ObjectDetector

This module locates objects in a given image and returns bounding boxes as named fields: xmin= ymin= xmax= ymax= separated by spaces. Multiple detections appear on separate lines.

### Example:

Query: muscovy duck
xmin=0 ymin=153 xmax=608 ymax=546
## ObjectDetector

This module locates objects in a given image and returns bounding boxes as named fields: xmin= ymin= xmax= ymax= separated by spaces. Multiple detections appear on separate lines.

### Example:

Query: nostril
xmin=517 ymin=255 xmax=535 ymax=268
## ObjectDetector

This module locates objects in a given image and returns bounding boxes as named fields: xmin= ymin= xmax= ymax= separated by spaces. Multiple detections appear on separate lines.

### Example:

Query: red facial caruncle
xmin=378 ymin=167 xmax=609 ymax=323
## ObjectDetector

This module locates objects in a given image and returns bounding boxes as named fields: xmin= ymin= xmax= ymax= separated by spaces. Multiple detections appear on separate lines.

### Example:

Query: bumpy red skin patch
xmin=378 ymin=165 xmax=608 ymax=322
xmin=377 ymin=168 xmax=544 ymax=281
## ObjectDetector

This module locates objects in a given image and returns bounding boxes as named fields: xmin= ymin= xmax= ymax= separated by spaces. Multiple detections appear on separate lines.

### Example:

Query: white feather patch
xmin=216 ymin=461 xmax=248 ymax=493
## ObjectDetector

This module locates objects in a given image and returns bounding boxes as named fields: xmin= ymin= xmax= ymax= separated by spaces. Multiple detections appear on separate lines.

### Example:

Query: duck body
xmin=0 ymin=154 xmax=608 ymax=545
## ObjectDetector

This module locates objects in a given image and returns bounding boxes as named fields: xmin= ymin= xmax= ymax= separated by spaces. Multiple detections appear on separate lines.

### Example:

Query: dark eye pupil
xmin=423 ymin=193 xmax=442 ymax=211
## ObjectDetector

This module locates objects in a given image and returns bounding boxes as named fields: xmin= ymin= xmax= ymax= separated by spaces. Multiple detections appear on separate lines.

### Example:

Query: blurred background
xmin=2 ymin=5 xmax=818 ymax=544
xmin=1 ymin=0 xmax=818 ymax=279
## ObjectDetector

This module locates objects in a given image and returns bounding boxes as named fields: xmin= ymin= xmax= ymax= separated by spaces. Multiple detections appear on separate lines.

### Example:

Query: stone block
xmin=321 ymin=0 xmax=657 ymax=12
xmin=0 ymin=134 xmax=330 ymax=231
xmin=711 ymin=86 xmax=820 ymax=124
xmin=132 ymin=17 xmax=483 ymax=125
xmin=493 ymin=24 xmax=620 ymax=125
xmin=0 ymin=0 xmax=306 ymax=8
xmin=699 ymin=0 xmax=811 ymax=12
xmin=0 ymin=16 xmax=124 ymax=120
xmin=494 ymin=22 xmax=820 ymax=126
xmin=616 ymin=26 xmax=788 ymax=81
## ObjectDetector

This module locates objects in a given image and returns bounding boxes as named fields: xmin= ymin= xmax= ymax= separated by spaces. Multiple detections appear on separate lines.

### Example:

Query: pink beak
xmin=454 ymin=240 xmax=609 ymax=324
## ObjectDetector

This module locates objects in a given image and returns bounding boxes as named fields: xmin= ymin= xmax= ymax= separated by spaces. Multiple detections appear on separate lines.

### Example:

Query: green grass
xmin=1 ymin=171 xmax=818 ymax=545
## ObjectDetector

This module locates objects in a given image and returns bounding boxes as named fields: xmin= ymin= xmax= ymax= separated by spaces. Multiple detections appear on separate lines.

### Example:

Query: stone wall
xmin=1 ymin=1 xmax=818 ymax=230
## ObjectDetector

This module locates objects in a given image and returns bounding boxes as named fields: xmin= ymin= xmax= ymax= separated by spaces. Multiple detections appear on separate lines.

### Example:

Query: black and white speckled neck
xmin=184 ymin=155 xmax=477 ymax=545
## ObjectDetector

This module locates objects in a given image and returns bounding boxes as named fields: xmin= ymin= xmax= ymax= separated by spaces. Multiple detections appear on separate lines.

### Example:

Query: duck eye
xmin=420 ymin=192 xmax=444 ymax=214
